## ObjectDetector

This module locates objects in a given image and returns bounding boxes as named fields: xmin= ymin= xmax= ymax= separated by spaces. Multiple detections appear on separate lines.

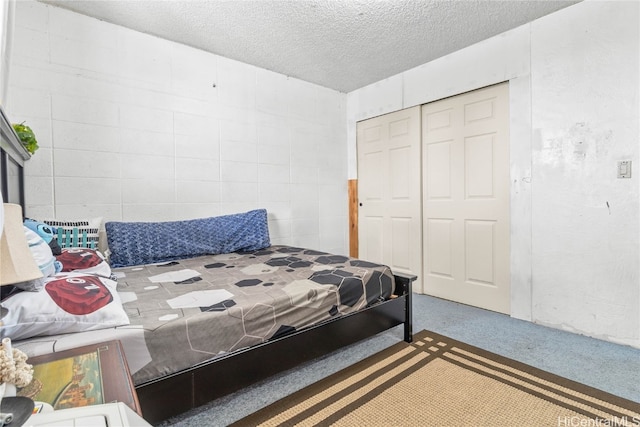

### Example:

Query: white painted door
xmin=357 ymin=106 xmax=422 ymax=292
xmin=422 ymin=83 xmax=510 ymax=313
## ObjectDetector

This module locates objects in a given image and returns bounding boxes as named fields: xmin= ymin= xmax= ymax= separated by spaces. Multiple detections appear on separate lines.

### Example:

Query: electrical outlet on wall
xmin=617 ymin=160 xmax=632 ymax=179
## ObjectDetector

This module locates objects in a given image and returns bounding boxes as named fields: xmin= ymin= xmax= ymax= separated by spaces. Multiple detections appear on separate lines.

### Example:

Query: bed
xmin=0 ymin=107 xmax=414 ymax=424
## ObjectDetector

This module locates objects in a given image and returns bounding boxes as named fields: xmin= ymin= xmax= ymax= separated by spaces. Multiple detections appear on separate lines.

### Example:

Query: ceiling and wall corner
xmin=7 ymin=0 xmax=351 ymax=256
xmin=7 ymin=0 xmax=638 ymax=348
xmin=38 ymin=0 xmax=579 ymax=93
xmin=347 ymin=0 xmax=640 ymax=348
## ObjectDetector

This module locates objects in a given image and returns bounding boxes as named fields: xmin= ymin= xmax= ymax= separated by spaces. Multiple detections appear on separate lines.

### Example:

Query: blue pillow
xmin=24 ymin=218 xmax=62 ymax=255
xmin=105 ymin=209 xmax=270 ymax=268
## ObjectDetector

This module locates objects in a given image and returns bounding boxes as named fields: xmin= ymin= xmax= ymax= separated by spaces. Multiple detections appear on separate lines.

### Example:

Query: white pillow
xmin=24 ymin=227 xmax=57 ymax=277
xmin=56 ymin=248 xmax=111 ymax=278
xmin=1 ymin=273 xmax=129 ymax=341
xmin=13 ymin=227 xmax=58 ymax=292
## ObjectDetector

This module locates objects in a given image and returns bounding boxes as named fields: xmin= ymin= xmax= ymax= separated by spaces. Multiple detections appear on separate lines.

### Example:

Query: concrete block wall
xmin=7 ymin=0 xmax=348 ymax=255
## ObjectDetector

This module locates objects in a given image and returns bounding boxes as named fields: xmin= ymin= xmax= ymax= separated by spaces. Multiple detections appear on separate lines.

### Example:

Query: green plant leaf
xmin=12 ymin=122 xmax=39 ymax=155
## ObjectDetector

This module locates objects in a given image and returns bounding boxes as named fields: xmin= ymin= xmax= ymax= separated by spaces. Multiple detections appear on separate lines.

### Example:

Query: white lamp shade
xmin=0 ymin=203 xmax=43 ymax=286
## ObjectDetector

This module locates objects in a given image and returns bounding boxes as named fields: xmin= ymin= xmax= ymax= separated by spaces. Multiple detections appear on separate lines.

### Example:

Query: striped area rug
xmin=233 ymin=330 xmax=640 ymax=427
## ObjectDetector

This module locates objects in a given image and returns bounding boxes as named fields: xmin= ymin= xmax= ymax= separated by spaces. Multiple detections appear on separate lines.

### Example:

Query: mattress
xmin=15 ymin=246 xmax=395 ymax=385
xmin=120 ymin=245 xmax=395 ymax=384
xmin=10 ymin=245 xmax=393 ymax=387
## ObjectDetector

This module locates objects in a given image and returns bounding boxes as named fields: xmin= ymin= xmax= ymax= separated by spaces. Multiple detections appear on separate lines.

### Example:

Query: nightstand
xmin=17 ymin=341 xmax=141 ymax=417
xmin=25 ymin=402 xmax=152 ymax=426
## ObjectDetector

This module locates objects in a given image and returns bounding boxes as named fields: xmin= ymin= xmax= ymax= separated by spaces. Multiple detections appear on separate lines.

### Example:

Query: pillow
xmin=40 ymin=217 xmax=102 ymax=250
xmin=106 ymin=209 xmax=270 ymax=268
xmin=55 ymin=248 xmax=111 ymax=278
xmin=24 ymin=227 xmax=58 ymax=277
xmin=24 ymin=218 xmax=62 ymax=255
xmin=0 ymin=273 xmax=129 ymax=341
xmin=13 ymin=227 xmax=61 ymax=292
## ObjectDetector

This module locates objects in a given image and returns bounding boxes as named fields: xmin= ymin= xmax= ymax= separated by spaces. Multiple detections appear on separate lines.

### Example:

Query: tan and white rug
xmin=233 ymin=330 xmax=640 ymax=427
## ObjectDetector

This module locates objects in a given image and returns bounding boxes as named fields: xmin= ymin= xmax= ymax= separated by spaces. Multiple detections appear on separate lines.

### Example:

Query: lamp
xmin=0 ymin=203 xmax=38 ymax=427
xmin=0 ymin=203 xmax=43 ymax=286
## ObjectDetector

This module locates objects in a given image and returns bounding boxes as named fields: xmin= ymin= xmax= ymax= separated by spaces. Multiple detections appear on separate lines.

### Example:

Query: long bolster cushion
xmin=105 ymin=209 xmax=270 ymax=268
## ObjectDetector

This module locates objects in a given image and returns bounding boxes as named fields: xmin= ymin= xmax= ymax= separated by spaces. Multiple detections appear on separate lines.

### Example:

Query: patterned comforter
xmin=114 ymin=245 xmax=395 ymax=385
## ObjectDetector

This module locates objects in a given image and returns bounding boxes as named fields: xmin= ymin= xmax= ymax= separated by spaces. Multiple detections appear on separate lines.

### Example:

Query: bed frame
xmin=1 ymin=105 xmax=415 ymax=425
xmin=137 ymin=274 xmax=413 ymax=423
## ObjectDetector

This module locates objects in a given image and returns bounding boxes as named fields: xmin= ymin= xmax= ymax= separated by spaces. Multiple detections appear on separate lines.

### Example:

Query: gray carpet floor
xmin=157 ymin=294 xmax=640 ymax=426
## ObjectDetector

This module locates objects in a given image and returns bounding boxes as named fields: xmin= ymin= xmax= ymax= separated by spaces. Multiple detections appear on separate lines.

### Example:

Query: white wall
xmin=7 ymin=1 xmax=348 ymax=255
xmin=347 ymin=0 xmax=640 ymax=348
xmin=529 ymin=1 xmax=639 ymax=348
xmin=0 ymin=0 xmax=15 ymax=105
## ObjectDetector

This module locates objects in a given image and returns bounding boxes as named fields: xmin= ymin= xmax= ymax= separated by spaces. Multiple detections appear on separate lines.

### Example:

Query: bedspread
xmin=114 ymin=245 xmax=395 ymax=385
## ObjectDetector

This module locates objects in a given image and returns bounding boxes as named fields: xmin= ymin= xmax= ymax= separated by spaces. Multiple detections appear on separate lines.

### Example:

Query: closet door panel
xmin=357 ymin=106 xmax=423 ymax=292
xmin=422 ymin=83 xmax=510 ymax=314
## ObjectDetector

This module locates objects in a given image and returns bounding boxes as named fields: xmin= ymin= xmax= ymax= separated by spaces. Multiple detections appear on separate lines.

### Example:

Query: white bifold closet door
xmin=356 ymin=106 xmax=423 ymax=292
xmin=422 ymin=83 xmax=510 ymax=314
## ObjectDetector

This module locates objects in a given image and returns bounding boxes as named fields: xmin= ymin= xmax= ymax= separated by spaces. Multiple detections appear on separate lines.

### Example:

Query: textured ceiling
xmin=39 ymin=0 xmax=579 ymax=93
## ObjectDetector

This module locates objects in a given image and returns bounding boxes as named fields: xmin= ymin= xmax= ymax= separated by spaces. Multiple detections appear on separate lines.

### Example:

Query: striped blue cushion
xmin=105 ymin=209 xmax=270 ymax=268
xmin=56 ymin=227 xmax=98 ymax=249
xmin=42 ymin=218 xmax=101 ymax=249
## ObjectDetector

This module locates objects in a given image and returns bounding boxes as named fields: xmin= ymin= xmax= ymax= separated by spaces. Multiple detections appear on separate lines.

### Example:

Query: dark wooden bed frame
xmin=137 ymin=274 xmax=413 ymax=423
xmin=1 ymin=105 xmax=415 ymax=424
